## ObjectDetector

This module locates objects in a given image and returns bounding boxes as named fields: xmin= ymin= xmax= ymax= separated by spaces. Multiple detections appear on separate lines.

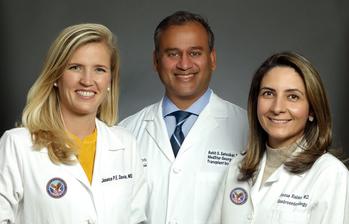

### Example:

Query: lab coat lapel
xmin=145 ymin=101 xmax=175 ymax=162
xmin=60 ymin=159 xmax=90 ymax=188
xmin=180 ymin=93 xmax=224 ymax=154
xmin=37 ymin=148 xmax=89 ymax=188
xmin=249 ymin=153 xmax=267 ymax=207
xmin=91 ymin=119 xmax=125 ymax=213
xmin=91 ymin=119 xmax=125 ymax=186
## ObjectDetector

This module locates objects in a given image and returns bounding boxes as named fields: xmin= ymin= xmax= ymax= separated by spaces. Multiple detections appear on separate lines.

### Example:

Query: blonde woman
xmin=0 ymin=23 xmax=147 ymax=223
xmin=209 ymin=52 xmax=349 ymax=224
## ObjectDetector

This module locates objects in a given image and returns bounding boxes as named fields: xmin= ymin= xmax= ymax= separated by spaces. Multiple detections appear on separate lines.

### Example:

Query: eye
xmin=68 ymin=64 xmax=81 ymax=71
xmin=189 ymin=51 xmax=202 ymax=57
xmin=95 ymin=67 xmax=107 ymax=73
xmin=261 ymin=90 xmax=274 ymax=98
xmin=288 ymin=94 xmax=299 ymax=101
xmin=167 ymin=51 xmax=179 ymax=58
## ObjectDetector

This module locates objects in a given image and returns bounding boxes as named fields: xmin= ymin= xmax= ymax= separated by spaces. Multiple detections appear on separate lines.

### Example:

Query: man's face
xmin=154 ymin=21 xmax=216 ymax=109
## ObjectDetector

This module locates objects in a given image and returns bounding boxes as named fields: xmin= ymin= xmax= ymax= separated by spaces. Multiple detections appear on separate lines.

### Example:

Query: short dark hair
xmin=153 ymin=10 xmax=215 ymax=53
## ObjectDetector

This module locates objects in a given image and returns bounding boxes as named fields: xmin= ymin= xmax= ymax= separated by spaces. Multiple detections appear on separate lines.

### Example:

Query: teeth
xmin=176 ymin=73 xmax=194 ymax=76
xmin=77 ymin=91 xmax=95 ymax=97
xmin=270 ymin=118 xmax=289 ymax=123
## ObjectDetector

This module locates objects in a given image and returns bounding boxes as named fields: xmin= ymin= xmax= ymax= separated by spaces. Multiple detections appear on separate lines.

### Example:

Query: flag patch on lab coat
xmin=46 ymin=177 xmax=67 ymax=198
xmin=230 ymin=187 xmax=248 ymax=205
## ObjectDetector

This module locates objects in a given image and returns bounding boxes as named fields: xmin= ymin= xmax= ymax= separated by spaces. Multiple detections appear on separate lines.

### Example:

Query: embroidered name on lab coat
xmin=277 ymin=193 xmax=310 ymax=208
xmin=207 ymin=150 xmax=237 ymax=166
xmin=101 ymin=173 xmax=133 ymax=183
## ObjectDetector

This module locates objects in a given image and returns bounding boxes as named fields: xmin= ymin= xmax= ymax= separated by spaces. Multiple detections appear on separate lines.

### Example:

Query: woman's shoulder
xmin=0 ymin=127 xmax=33 ymax=158
xmin=316 ymin=153 xmax=349 ymax=172
xmin=1 ymin=127 xmax=31 ymax=142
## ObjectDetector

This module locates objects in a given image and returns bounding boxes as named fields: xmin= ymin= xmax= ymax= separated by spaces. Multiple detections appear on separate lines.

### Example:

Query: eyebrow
xmin=94 ymin=64 xmax=110 ymax=69
xmin=164 ymin=48 xmax=179 ymax=52
xmin=259 ymin=87 xmax=305 ymax=95
xmin=67 ymin=62 xmax=110 ymax=69
xmin=189 ymin=46 xmax=204 ymax=51
xmin=163 ymin=46 xmax=204 ymax=52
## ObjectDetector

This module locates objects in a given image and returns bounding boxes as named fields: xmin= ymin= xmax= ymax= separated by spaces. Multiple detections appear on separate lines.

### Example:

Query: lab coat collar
xmin=250 ymin=145 xmax=306 ymax=206
xmin=178 ymin=94 xmax=220 ymax=154
xmin=95 ymin=119 xmax=125 ymax=151
xmin=258 ymin=145 xmax=306 ymax=185
xmin=144 ymin=100 xmax=175 ymax=161
xmin=175 ymin=92 xmax=226 ymax=156
xmin=206 ymin=92 xmax=229 ymax=118
xmin=143 ymin=98 xmax=164 ymax=121
xmin=62 ymin=119 xmax=125 ymax=192
xmin=142 ymin=93 xmax=230 ymax=161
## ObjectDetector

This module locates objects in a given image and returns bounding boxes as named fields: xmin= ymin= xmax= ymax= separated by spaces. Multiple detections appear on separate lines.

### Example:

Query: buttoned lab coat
xmin=119 ymin=93 xmax=248 ymax=224
xmin=208 ymin=152 xmax=349 ymax=224
xmin=0 ymin=119 xmax=147 ymax=224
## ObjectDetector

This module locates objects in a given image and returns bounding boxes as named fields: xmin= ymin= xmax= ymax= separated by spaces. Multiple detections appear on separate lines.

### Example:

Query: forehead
xmin=261 ymin=66 xmax=305 ymax=90
xmin=158 ymin=22 xmax=209 ymax=50
xmin=69 ymin=42 xmax=110 ymax=60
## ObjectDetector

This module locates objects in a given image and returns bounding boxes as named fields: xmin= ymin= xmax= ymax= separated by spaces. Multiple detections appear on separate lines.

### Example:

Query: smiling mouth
xmin=269 ymin=118 xmax=292 ymax=124
xmin=175 ymin=73 xmax=195 ymax=76
xmin=76 ymin=90 xmax=95 ymax=97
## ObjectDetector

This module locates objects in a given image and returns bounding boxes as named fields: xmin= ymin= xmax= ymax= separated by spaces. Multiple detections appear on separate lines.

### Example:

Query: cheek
xmin=289 ymin=104 xmax=309 ymax=121
xmin=98 ymin=75 xmax=112 ymax=89
xmin=159 ymin=58 xmax=176 ymax=70
xmin=256 ymin=100 xmax=267 ymax=127
xmin=58 ymin=72 xmax=77 ymax=89
xmin=257 ymin=99 xmax=269 ymax=117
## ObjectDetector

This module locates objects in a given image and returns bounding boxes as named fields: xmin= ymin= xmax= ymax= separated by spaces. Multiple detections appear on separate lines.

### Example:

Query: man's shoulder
xmin=119 ymin=101 xmax=161 ymax=128
xmin=209 ymin=92 xmax=247 ymax=116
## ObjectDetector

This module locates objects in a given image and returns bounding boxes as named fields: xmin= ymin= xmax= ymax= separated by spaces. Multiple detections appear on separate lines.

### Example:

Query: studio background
xmin=1 ymin=0 xmax=348 ymax=157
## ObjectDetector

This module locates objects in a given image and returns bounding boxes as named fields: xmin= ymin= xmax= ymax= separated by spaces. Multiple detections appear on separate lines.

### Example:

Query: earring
xmin=53 ymin=82 xmax=58 ymax=87
xmin=308 ymin=116 xmax=314 ymax=122
xmin=107 ymin=87 xmax=110 ymax=92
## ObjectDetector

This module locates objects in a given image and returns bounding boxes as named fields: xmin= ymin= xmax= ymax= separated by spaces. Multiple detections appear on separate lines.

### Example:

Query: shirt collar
xmin=162 ymin=88 xmax=212 ymax=117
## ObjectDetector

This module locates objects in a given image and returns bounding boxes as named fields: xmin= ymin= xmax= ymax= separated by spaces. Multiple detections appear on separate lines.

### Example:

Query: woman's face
xmin=257 ymin=66 xmax=310 ymax=148
xmin=57 ymin=42 xmax=111 ymax=120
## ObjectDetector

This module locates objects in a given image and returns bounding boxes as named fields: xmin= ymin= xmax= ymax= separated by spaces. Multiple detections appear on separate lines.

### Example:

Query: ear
xmin=210 ymin=48 xmax=217 ymax=71
xmin=308 ymin=111 xmax=315 ymax=122
xmin=153 ymin=50 xmax=159 ymax=71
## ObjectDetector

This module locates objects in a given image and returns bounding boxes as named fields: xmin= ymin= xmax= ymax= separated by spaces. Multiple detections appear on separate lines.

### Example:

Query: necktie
xmin=170 ymin=111 xmax=191 ymax=157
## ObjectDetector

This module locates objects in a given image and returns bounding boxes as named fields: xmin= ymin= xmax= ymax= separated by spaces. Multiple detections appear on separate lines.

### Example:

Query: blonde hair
xmin=239 ymin=52 xmax=332 ymax=180
xmin=21 ymin=23 xmax=120 ymax=164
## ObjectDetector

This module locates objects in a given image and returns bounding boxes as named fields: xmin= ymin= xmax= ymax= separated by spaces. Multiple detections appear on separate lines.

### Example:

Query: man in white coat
xmin=119 ymin=11 xmax=248 ymax=224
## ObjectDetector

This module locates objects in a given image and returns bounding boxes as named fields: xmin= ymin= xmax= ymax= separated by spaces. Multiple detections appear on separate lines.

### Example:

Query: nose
xmin=79 ymin=69 xmax=93 ymax=86
xmin=271 ymin=96 xmax=286 ymax=114
xmin=176 ymin=54 xmax=193 ymax=70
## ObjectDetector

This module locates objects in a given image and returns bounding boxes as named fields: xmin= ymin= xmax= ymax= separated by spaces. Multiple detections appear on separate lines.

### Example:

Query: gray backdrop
xmin=1 ymin=0 xmax=348 ymax=156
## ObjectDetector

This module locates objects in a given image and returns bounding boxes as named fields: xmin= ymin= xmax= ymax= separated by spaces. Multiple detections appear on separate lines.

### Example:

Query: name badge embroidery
xmin=230 ymin=187 xmax=248 ymax=205
xmin=46 ymin=177 xmax=67 ymax=198
xmin=277 ymin=193 xmax=310 ymax=208
xmin=207 ymin=150 xmax=237 ymax=166
xmin=101 ymin=173 xmax=133 ymax=183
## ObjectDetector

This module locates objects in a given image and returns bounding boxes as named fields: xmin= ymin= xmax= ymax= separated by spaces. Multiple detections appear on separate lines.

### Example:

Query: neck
xmin=166 ymin=91 xmax=206 ymax=110
xmin=61 ymin=112 xmax=96 ymax=140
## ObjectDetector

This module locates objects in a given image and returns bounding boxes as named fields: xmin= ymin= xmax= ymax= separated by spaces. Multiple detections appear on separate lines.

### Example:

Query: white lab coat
xmin=119 ymin=93 xmax=248 ymax=224
xmin=208 ymin=151 xmax=349 ymax=224
xmin=0 ymin=119 xmax=147 ymax=224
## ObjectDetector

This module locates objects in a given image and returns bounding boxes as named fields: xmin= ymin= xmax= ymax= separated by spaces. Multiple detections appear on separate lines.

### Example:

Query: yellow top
xmin=70 ymin=129 xmax=97 ymax=184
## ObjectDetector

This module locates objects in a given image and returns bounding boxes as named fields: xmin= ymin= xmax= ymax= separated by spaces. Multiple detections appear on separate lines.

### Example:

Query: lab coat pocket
xmin=99 ymin=174 xmax=133 ymax=222
xmin=194 ymin=172 xmax=221 ymax=224
xmin=271 ymin=209 xmax=310 ymax=224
